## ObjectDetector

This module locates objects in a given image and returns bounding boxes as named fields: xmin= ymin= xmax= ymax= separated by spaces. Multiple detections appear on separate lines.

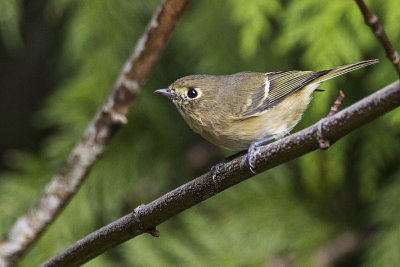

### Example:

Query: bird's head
xmin=154 ymin=75 xmax=220 ymax=117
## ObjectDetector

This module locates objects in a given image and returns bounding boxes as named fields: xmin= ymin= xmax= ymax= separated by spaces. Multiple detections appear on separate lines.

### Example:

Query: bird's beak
xmin=154 ymin=88 xmax=174 ymax=97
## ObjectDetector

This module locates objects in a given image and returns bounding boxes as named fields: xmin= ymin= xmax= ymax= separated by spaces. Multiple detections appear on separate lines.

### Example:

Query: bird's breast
xmin=178 ymin=85 xmax=315 ymax=151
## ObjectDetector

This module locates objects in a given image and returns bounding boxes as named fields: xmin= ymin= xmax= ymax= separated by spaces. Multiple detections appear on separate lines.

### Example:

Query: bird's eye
xmin=187 ymin=87 xmax=198 ymax=99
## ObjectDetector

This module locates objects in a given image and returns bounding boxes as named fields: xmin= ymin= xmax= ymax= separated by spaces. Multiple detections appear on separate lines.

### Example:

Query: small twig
xmin=317 ymin=90 xmax=345 ymax=149
xmin=42 ymin=81 xmax=400 ymax=267
xmin=146 ymin=228 xmax=161 ymax=238
xmin=317 ymin=123 xmax=330 ymax=150
xmin=327 ymin=90 xmax=345 ymax=117
xmin=0 ymin=1 xmax=190 ymax=266
xmin=355 ymin=0 xmax=400 ymax=77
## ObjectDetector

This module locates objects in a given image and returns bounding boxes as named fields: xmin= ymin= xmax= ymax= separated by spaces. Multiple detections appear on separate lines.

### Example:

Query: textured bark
xmin=0 ymin=1 xmax=190 ymax=266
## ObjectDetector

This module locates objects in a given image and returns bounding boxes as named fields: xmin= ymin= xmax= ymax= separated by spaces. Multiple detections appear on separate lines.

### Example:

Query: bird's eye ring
xmin=187 ymin=87 xmax=198 ymax=99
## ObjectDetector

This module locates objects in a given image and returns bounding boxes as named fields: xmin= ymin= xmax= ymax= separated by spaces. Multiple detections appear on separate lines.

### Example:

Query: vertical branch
xmin=355 ymin=0 xmax=400 ymax=77
xmin=0 ymin=0 xmax=190 ymax=266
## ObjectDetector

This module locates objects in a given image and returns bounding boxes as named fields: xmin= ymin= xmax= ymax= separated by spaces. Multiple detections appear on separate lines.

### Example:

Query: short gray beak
xmin=154 ymin=88 xmax=174 ymax=97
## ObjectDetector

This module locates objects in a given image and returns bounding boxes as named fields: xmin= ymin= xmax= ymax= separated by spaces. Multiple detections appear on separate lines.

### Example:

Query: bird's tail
xmin=313 ymin=59 xmax=379 ymax=84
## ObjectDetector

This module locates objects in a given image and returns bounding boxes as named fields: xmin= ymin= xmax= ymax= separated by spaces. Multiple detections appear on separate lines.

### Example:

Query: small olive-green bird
xmin=155 ymin=59 xmax=378 ymax=173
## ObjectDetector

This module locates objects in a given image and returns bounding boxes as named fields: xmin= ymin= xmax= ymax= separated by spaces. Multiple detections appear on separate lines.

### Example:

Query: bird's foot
xmin=241 ymin=145 xmax=257 ymax=174
xmin=211 ymin=162 xmax=224 ymax=183
xmin=240 ymin=136 xmax=276 ymax=174
xmin=211 ymin=150 xmax=247 ymax=182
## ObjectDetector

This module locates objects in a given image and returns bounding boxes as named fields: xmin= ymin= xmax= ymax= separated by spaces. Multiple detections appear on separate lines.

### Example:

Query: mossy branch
xmin=43 ymin=80 xmax=400 ymax=267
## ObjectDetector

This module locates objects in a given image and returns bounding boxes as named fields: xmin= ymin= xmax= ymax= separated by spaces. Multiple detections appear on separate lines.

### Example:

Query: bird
xmin=155 ymin=59 xmax=379 ymax=175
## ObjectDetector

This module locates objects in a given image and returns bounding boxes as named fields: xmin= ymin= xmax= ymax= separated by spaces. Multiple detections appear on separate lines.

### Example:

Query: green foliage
xmin=0 ymin=0 xmax=22 ymax=52
xmin=365 ymin=171 xmax=400 ymax=266
xmin=1 ymin=0 xmax=400 ymax=266
xmin=229 ymin=0 xmax=281 ymax=59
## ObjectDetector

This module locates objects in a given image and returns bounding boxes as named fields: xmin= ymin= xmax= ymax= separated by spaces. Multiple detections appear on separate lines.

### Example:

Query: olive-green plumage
xmin=155 ymin=60 xmax=378 ymax=153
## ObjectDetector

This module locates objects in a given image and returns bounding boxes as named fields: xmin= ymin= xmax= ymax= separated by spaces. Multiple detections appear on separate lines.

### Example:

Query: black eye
xmin=187 ymin=87 xmax=198 ymax=99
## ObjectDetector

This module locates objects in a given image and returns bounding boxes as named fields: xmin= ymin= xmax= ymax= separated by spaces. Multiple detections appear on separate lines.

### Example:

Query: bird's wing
xmin=232 ymin=60 xmax=379 ymax=118
xmin=236 ymin=70 xmax=328 ymax=117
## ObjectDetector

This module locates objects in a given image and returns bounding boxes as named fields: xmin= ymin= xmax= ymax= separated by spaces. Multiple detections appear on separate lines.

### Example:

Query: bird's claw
xmin=211 ymin=162 xmax=224 ymax=183
xmin=241 ymin=147 xmax=257 ymax=174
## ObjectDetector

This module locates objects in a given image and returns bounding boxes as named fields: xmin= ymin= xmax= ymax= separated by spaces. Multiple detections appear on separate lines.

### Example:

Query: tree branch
xmin=327 ymin=90 xmax=345 ymax=117
xmin=0 ymin=0 xmax=190 ymax=266
xmin=313 ymin=226 xmax=378 ymax=266
xmin=266 ymin=226 xmax=378 ymax=267
xmin=355 ymin=0 xmax=400 ymax=77
xmin=318 ymin=90 xmax=345 ymax=149
xmin=42 ymin=81 xmax=400 ymax=267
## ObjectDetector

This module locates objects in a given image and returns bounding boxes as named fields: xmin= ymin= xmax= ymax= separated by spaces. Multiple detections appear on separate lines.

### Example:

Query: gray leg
xmin=242 ymin=136 xmax=276 ymax=173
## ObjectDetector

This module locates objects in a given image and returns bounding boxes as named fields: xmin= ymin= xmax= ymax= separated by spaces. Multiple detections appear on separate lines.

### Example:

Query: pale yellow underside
xmin=184 ymin=83 xmax=320 ymax=150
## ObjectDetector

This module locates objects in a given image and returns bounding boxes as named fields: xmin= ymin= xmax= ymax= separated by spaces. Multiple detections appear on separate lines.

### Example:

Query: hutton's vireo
xmin=155 ymin=59 xmax=378 ymax=174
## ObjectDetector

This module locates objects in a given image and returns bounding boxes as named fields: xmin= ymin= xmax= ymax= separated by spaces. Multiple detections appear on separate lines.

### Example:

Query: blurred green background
xmin=1 ymin=0 xmax=400 ymax=266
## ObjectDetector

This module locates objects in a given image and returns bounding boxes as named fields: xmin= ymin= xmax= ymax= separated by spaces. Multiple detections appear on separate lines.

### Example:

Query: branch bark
xmin=0 ymin=0 xmax=190 ymax=266
xmin=42 ymin=81 xmax=400 ymax=267
xmin=355 ymin=0 xmax=400 ymax=77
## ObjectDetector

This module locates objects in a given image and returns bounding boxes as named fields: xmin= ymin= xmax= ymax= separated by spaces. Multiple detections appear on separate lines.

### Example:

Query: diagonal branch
xmin=0 ymin=0 xmax=190 ymax=266
xmin=355 ymin=0 xmax=400 ymax=77
xmin=42 ymin=81 xmax=400 ymax=267
xmin=266 ymin=225 xmax=379 ymax=267
xmin=312 ymin=226 xmax=378 ymax=266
